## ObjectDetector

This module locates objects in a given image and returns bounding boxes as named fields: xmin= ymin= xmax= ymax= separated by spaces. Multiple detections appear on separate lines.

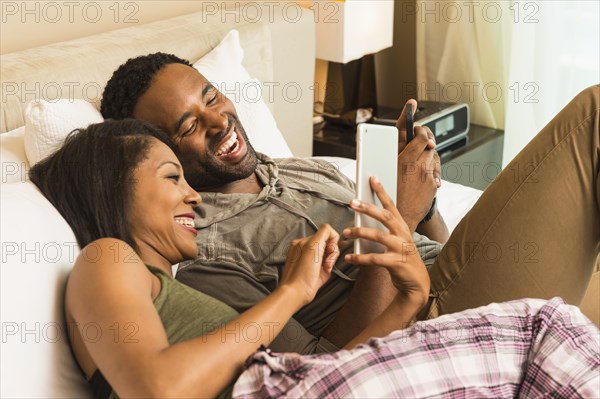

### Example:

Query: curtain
xmin=416 ymin=0 xmax=599 ymax=166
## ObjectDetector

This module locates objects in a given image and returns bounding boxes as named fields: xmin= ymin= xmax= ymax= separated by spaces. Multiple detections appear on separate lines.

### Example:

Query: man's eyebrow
xmin=172 ymin=84 xmax=215 ymax=134
xmin=158 ymin=161 xmax=181 ymax=170
xmin=174 ymin=112 xmax=192 ymax=135
xmin=202 ymin=83 xmax=214 ymax=97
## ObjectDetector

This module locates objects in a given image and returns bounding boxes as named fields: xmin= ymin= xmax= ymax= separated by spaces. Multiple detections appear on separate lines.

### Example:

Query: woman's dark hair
xmin=30 ymin=119 xmax=179 ymax=251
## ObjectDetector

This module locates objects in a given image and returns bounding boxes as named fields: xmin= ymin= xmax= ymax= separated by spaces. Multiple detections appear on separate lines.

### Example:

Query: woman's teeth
xmin=174 ymin=217 xmax=195 ymax=228
xmin=215 ymin=131 xmax=239 ymax=157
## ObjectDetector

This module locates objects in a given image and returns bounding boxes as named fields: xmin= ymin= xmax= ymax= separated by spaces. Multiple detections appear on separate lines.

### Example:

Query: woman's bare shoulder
xmin=67 ymin=238 xmax=153 ymax=308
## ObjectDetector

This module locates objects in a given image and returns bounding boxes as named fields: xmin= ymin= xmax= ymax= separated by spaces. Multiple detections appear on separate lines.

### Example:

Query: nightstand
xmin=313 ymin=123 xmax=504 ymax=190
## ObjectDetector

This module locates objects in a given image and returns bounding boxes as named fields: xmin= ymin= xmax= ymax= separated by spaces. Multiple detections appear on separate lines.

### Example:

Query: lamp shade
xmin=314 ymin=0 xmax=394 ymax=64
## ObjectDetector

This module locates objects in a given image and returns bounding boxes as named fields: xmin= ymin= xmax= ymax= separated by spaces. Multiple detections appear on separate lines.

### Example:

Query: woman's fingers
xmin=310 ymin=223 xmax=333 ymax=240
xmin=344 ymin=245 xmax=419 ymax=268
xmin=351 ymin=199 xmax=401 ymax=235
xmin=306 ymin=224 xmax=340 ymax=269
xmin=369 ymin=176 xmax=397 ymax=214
xmin=344 ymin=226 xmax=402 ymax=250
xmin=281 ymin=224 xmax=341 ymax=304
xmin=310 ymin=225 xmax=339 ymax=282
xmin=350 ymin=182 xmax=409 ymax=236
xmin=344 ymin=242 xmax=428 ymax=291
xmin=306 ymin=223 xmax=338 ymax=248
xmin=323 ymin=236 xmax=340 ymax=271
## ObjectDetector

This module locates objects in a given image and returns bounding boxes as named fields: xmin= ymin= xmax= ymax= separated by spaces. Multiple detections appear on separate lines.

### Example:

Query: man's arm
xmin=411 ymin=128 xmax=449 ymax=244
xmin=415 ymin=143 xmax=449 ymax=244
xmin=321 ymin=263 xmax=397 ymax=348
xmin=416 ymin=209 xmax=450 ymax=244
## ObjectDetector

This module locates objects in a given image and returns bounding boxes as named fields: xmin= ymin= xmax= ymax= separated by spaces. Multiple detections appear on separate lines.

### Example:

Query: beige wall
xmin=1 ymin=1 xmax=202 ymax=54
xmin=1 ymin=0 xmax=310 ymax=54
xmin=376 ymin=0 xmax=417 ymax=108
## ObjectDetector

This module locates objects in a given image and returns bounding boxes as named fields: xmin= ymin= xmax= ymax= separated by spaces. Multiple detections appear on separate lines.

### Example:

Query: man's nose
xmin=205 ymin=110 xmax=228 ymax=136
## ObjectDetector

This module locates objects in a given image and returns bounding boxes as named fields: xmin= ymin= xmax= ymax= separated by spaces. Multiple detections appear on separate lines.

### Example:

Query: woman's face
xmin=127 ymin=139 xmax=202 ymax=267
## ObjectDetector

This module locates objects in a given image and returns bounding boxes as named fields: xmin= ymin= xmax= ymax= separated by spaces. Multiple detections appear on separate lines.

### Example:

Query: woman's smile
xmin=174 ymin=213 xmax=198 ymax=236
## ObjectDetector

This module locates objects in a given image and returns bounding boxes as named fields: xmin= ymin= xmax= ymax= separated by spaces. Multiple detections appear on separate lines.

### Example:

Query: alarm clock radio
xmin=373 ymin=101 xmax=470 ymax=152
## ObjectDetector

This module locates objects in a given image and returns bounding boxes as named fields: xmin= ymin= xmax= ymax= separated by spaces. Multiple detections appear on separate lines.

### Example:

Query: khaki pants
xmin=424 ymin=85 xmax=600 ymax=319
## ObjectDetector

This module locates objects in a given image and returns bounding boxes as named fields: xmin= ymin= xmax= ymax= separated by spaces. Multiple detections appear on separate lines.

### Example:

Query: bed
xmin=0 ymin=5 xmax=597 ymax=398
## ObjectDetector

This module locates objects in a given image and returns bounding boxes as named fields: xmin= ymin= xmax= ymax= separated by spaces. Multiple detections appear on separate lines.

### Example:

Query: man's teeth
xmin=215 ymin=131 xmax=239 ymax=156
xmin=174 ymin=217 xmax=195 ymax=228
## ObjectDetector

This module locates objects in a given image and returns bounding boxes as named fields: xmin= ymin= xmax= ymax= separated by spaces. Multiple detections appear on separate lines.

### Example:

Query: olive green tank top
xmin=89 ymin=265 xmax=239 ymax=399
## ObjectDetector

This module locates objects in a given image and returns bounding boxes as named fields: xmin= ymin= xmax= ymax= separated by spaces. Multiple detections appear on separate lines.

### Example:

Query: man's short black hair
xmin=100 ymin=52 xmax=192 ymax=120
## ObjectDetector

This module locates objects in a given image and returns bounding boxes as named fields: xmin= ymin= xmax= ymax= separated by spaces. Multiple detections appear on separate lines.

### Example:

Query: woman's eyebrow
xmin=158 ymin=161 xmax=181 ymax=171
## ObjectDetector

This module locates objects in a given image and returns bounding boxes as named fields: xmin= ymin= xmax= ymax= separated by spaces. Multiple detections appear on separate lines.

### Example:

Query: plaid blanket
xmin=233 ymin=297 xmax=599 ymax=398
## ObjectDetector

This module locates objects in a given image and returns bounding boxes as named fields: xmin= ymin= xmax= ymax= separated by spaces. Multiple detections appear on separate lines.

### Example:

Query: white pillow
xmin=0 ymin=126 xmax=29 ymax=184
xmin=24 ymin=99 xmax=103 ymax=166
xmin=193 ymin=30 xmax=293 ymax=158
xmin=193 ymin=30 xmax=251 ymax=88
xmin=229 ymin=78 xmax=293 ymax=158
xmin=0 ymin=182 xmax=90 ymax=398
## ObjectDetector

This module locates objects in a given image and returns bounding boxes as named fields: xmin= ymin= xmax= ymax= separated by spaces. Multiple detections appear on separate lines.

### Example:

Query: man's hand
xmin=394 ymin=100 xmax=441 ymax=233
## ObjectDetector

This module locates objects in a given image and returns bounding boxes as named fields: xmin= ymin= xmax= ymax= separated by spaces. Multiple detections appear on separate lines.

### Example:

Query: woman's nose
xmin=185 ymin=187 xmax=202 ymax=206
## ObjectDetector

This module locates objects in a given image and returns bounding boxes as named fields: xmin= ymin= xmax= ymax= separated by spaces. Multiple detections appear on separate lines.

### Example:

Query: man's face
xmin=133 ymin=63 xmax=258 ymax=190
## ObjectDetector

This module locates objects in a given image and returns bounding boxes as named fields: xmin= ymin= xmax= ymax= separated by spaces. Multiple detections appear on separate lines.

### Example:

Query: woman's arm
xmin=67 ymin=226 xmax=339 ymax=398
xmin=340 ymin=177 xmax=431 ymax=349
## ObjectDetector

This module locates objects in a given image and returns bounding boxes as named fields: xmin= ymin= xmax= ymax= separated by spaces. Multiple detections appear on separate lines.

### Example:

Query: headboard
xmin=0 ymin=5 xmax=315 ymax=157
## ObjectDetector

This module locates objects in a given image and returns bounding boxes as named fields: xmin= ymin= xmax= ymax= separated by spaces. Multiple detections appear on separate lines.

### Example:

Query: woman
xmin=30 ymin=119 xmax=599 ymax=398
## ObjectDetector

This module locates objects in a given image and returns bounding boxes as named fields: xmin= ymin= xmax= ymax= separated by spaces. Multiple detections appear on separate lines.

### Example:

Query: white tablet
xmin=354 ymin=123 xmax=399 ymax=254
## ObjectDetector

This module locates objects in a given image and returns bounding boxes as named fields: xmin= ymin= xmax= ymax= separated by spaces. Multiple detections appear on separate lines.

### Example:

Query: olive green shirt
xmin=93 ymin=265 xmax=239 ymax=399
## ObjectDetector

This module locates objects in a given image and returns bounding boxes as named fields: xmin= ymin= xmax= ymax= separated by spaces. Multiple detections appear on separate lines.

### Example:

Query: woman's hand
xmin=343 ymin=176 xmax=430 ymax=308
xmin=279 ymin=224 xmax=340 ymax=307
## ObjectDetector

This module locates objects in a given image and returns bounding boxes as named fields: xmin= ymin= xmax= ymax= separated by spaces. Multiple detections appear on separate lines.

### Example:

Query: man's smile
xmin=210 ymin=119 xmax=247 ymax=162
xmin=215 ymin=126 xmax=239 ymax=157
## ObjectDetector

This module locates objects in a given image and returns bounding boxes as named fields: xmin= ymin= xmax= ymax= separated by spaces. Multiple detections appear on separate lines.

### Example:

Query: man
xmin=101 ymin=53 xmax=600 ymax=353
